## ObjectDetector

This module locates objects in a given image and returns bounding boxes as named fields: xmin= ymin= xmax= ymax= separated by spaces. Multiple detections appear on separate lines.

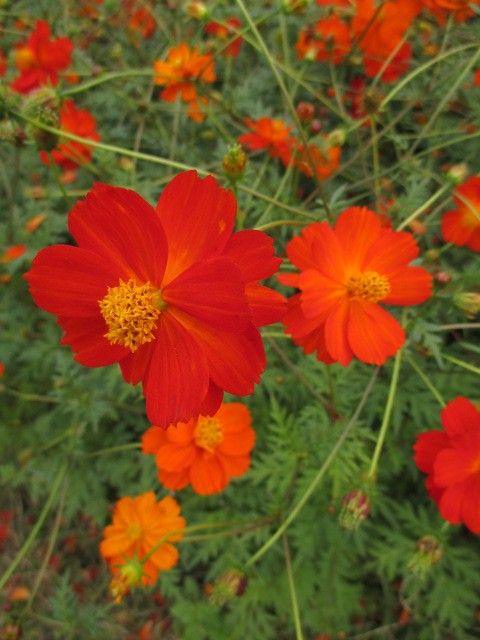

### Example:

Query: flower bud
xmin=206 ymin=569 xmax=247 ymax=606
xmin=296 ymin=101 xmax=315 ymax=123
xmin=184 ymin=1 xmax=208 ymax=19
xmin=407 ymin=535 xmax=442 ymax=576
xmin=223 ymin=143 xmax=247 ymax=181
xmin=339 ymin=490 xmax=370 ymax=530
xmin=110 ymin=557 xmax=145 ymax=604
xmin=446 ymin=162 xmax=468 ymax=185
xmin=282 ymin=0 xmax=312 ymax=14
xmin=21 ymin=88 xmax=60 ymax=151
xmin=453 ymin=292 xmax=480 ymax=318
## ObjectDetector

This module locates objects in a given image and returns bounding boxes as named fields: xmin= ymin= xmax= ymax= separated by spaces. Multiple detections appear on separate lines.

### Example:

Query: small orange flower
xmin=204 ymin=17 xmax=243 ymax=57
xmin=295 ymin=15 xmax=351 ymax=64
xmin=153 ymin=43 xmax=216 ymax=122
xmin=421 ymin=0 xmax=476 ymax=23
xmin=39 ymin=99 xmax=100 ymax=170
xmin=238 ymin=117 xmax=296 ymax=166
xmin=100 ymin=492 xmax=185 ymax=590
xmin=293 ymin=142 xmax=341 ymax=181
xmin=24 ymin=214 xmax=47 ymax=233
xmin=142 ymin=403 xmax=255 ymax=495
xmin=1 ymin=245 xmax=26 ymax=263
xmin=125 ymin=0 xmax=156 ymax=39
xmin=279 ymin=207 xmax=432 ymax=366
xmin=441 ymin=177 xmax=480 ymax=252
xmin=11 ymin=20 xmax=73 ymax=94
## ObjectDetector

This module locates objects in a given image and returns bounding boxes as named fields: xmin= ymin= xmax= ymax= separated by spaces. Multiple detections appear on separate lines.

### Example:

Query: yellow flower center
xmin=15 ymin=47 xmax=35 ymax=70
xmin=126 ymin=523 xmax=143 ymax=541
xmin=194 ymin=417 xmax=224 ymax=453
xmin=99 ymin=279 xmax=166 ymax=352
xmin=347 ymin=271 xmax=390 ymax=303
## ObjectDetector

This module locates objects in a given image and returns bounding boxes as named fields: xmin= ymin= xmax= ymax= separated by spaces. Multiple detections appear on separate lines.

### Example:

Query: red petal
xmin=143 ymin=312 xmax=209 ymax=428
xmin=283 ymin=294 xmax=334 ymax=363
xmin=441 ymin=210 xmax=474 ymax=247
xmin=190 ymin=454 xmax=228 ymax=495
xmin=199 ymin=380 xmax=224 ymax=417
xmin=219 ymin=428 xmax=255 ymax=456
xmin=245 ymin=283 xmax=286 ymax=326
xmin=324 ymin=298 xmax=353 ymax=366
xmin=219 ymin=454 xmax=251 ymax=478
xmin=58 ymin=316 xmax=128 ymax=366
xmin=347 ymin=300 xmax=405 ymax=365
xmin=334 ymin=207 xmax=382 ymax=271
xmin=299 ymin=269 xmax=344 ymax=321
xmin=364 ymin=229 xmax=419 ymax=276
xmin=119 ymin=342 xmax=154 ymax=385
xmin=162 ymin=257 xmax=250 ymax=331
xmin=383 ymin=266 xmax=432 ymax=306
xmin=311 ymin=222 xmax=348 ymax=282
xmin=156 ymin=171 xmax=236 ymax=283
xmin=25 ymin=245 xmax=116 ymax=317
xmin=413 ymin=430 xmax=449 ymax=474
xmin=433 ymin=449 xmax=473 ymax=486
xmin=286 ymin=222 xmax=326 ymax=271
xmin=68 ymin=183 xmax=168 ymax=286
xmin=141 ymin=426 xmax=168 ymax=454
xmin=171 ymin=309 xmax=265 ymax=396
xmin=438 ymin=482 xmax=465 ymax=525
xmin=460 ymin=475 xmax=480 ymax=533
xmin=223 ymin=229 xmax=282 ymax=281
xmin=158 ymin=468 xmax=190 ymax=490
xmin=441 ymin=397 xmax=480 ymax=437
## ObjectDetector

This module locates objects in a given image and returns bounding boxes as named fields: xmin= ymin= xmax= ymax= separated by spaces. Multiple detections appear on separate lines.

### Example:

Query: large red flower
xmin=11 ymin=20 xmax=73 ymax=94
xmin=441 ymin=176 xmax=480 ymax=252
xmin=39 ymin=99 xmax=100 ymax=170
xmin=25 ymin=171 xmax=285 ymax=428
xmin=279 ymin=207 xmax=432 ymax=366
xmin=413 ymin=397 xmax=480 ymax=534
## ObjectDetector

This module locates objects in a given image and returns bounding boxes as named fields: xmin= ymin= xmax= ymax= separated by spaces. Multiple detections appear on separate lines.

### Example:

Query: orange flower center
xmin=126 ymin=523 xmax=143 ymax=541
xmin=347 ymin=271 xmax=390 ymax=303
xmin=99 ymin=279 xmax=166 ymax=352
xmin=15 ymin=46 xmax=35 ymax=70
xmin=194 ymin=417 xmax=224 ymax=453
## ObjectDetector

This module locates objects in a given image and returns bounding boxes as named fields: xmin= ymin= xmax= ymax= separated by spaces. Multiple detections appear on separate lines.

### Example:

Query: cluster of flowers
xmin=2 ymin=0 xmax=479 ymax=603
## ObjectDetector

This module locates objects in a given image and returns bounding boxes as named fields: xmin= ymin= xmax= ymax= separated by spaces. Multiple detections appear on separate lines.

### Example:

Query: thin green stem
xmin=84 ymin=442 xmax=141 ymax=458
xmin=246 ymin=368 xmax=379 ymax=567
xmin=367 ymin=349 xmax=403 ymax=481
xmin=283 ymin=535 xmax=304 ymax=640
xmin=406 ymin=356 xmax=446 ymax=407
xmin=396 ymin=183 xmax=450 ymax=231
xmin=0 ymin=463 xmax=67 ymax=591
xmin=443 ymin=354 xmax=480 ymax=376
xmin=60 ymin=69 xmax=153 ymax=97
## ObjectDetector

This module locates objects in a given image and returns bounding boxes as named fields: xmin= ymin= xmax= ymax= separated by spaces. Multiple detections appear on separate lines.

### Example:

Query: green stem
xmin=246 ymin=368 xmax=379 ymax=567
xmin=367 ymin=349 xmax=403 ymax=481
xmin=0 ymin=463 xmax=67 ymax=591
xmin=60 ymin=69 xmax=153 ymax=97
xmin=396 ymin=183 xmax=450 ymax=231
xmin=283 ymin=535 xmax=304 ymax=640
xmin=406 ymin=356 xmax=446 ymax=407
xmin=84 ymin=442 xmax=141 ymax=458
xmin=443 ymin=354 xmax=480 ymax=376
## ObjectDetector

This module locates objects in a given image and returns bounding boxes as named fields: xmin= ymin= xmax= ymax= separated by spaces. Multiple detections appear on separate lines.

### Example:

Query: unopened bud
xmin=339 ymin=490 xmax=370 ymax=530
xmin=282 ymin=0 xmax=311 ymax=14
xmin=206 ymin=569 xmax=247 ymax=606
xmin=22 ymin=88 xmax=60 ymax=151
xmin=453 ymin=292 xmax=480 ymax=318
xmin=446 ymin=162 xmax=468 ymax=185
xmin=327 ymin=128 xmax=346 ymax=147
xmin=407 ymin=535 xmax=442 ymax=576
xmin=184 ymin=1 xmax=208 ymax=19
xmin=296 ymin=101 xmax=315 ymax=123
xmin=223 ymin=143 xmax=247 ymax=181
xmin=110 ymin=557 xmax=145 ymax=604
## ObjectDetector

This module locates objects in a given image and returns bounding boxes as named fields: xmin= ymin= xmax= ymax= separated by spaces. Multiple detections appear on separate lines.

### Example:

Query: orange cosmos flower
xmin=204 ymin=17 xmax=243 ymax=57
xmin=295 ymin=15 xmax=351 ymax=64
xmin=24 ymin=214 xmax=47 ymax=233
xmin=125 ymin=0 xmax=156 ymax=39
xmin=238 ymin=117 xmax=296 ymax=166
xmin=100 ymin=492 xmax=185 ymax=596
xmin=413 ymin=397 xmax=480 ymax=534
xmin=441 ymin=176 xmax=480 ymax=252
xmin=293 ymin=142 xmax=341 ymax=181
xmin=25 ymin=171 xmax=285 ymax=428
xmin=142 ymin=402 xmax=255 ymax=495
xmin=1 ymin=244 xmax=26 ymax=263
xmin=11 ymin=20 xmax=73 ymax=94
xmin=153 ymin=43 xmax=216 ymax=123
xmin=352 ymin=0 xmax=420 ymax=82
xmin=279 ymin=207 xmax=432 ymax=366
xmin=39 ymin=99 xmax=100 ymax=170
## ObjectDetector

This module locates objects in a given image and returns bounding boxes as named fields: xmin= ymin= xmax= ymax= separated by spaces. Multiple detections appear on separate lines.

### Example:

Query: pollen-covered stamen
xmin=194 ymin=417 xmax=224 ymax=453
xmin=347 ymin=271 xmax=391 ymax=303
xmin=99 ymin=279 xmax=166 ymax=352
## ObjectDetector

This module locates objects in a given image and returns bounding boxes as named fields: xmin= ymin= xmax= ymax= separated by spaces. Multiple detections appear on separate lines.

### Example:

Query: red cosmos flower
xmin=238 ymin=117 xmax=296 ymax=166
xmin=1 ymin=244 xmax=26 ymax=263
xmin=441 ymin=176 xmax=480 ymax=252
xmin=39 ymin=99 xmax=100 ymax=170
xmin=421 ymin=0 xmax=477 ymax=23
xmin=204 ymin=17 xmax=243 ymax=58
xmin=153 ymin=43 xmax=216 ymax=122
xmin=124 ymin=0 xmax=156 ymax=39
xmin=413 ymin=397 xmax=480 ymax=533
xmin=279 ymin=207 xmax=432 ymax=366
xmin=142 ymin=402 xmax=255 ymax=495
xmin=352 ymin=0 xmax=420 ymax=82
xmin=25 ymin=171 xmax=285 ymax=428
xmin=11 ymin=20 xmax=73 ymax=94
xmin=295 ymin=15 xmax=351 ymax=64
